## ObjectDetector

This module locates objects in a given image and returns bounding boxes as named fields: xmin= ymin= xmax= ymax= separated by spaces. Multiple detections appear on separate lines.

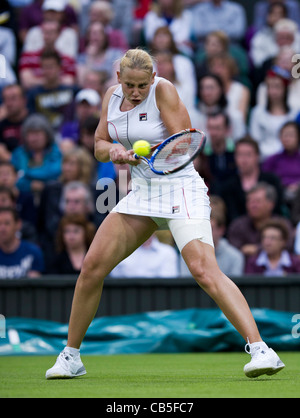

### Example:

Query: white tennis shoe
xmin=244 ymin=341 xmax=285 ymax=378
xmin=45 ymin=349 xmax=86 ymax=379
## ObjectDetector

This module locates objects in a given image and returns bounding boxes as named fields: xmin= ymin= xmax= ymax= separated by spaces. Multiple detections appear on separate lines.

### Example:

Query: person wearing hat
xmin=60 ymin=89 xmax=102 ymax=144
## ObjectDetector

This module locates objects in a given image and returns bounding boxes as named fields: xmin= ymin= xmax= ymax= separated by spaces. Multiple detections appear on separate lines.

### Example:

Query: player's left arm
xmin=156 ymin=79 xmax=192 ymax=135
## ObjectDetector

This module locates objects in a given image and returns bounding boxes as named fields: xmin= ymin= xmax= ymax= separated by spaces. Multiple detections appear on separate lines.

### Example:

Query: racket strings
xmin=152 ymin=132 xmax=203 ymax=171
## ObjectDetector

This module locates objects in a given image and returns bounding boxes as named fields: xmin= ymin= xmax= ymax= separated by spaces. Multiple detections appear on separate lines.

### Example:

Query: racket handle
xmin=134 ymin=153 xmax=140 ymax=160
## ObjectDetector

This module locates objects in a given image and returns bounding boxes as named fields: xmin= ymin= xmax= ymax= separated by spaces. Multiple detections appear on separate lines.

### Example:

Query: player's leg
xmin=181 ymin=238 xmax=261 ymax=343
xmin=169 ymin=219 xmax=285 ymax=378
xmin=67 ymin=212 xmax=158 ymax=349
xmin=46 ymin=213 xmax=158 ymax=379
xmin=181 ymin=239 xmax=285 ymax=377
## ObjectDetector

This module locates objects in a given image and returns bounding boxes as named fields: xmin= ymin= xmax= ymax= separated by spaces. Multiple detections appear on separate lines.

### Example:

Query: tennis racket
xmin=134 ymin=128 xmax=206 ymax=175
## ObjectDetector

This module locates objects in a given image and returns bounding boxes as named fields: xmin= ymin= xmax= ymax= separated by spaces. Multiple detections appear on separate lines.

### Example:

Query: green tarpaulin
xmin=0 ymin=308 xmax=299 ymax=355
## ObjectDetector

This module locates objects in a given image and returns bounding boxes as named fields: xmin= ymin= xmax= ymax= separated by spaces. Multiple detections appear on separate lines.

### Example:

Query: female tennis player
xmin=46 ymin=49 xmax=284 ymax=379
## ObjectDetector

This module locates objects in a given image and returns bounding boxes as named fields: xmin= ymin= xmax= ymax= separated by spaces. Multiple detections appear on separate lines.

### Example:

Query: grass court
xmin=0 ymin=352 xmax=299 ymax=398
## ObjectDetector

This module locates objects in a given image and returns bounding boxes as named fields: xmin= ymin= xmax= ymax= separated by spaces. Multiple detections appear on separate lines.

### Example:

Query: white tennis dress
xmin=107 ymin=76 xmax=213 ymax=250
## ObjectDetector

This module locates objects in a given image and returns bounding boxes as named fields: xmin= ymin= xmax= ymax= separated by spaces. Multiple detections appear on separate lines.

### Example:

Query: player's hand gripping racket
xmin=134 ymin=129 xmax=206 ymax=175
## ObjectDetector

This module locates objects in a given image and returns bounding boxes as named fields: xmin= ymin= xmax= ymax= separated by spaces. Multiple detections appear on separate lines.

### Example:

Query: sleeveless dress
xmin=107 ymin=76 xmax=211 ymax=221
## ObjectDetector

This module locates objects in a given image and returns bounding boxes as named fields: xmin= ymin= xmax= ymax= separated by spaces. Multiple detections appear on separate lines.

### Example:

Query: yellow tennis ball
xmin=133 ymin=140 xmax=151 ymax=156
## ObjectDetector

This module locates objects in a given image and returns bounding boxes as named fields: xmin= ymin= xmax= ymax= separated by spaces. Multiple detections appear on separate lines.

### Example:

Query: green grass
xmin=0 ymin=352 xmax=299 ymax=398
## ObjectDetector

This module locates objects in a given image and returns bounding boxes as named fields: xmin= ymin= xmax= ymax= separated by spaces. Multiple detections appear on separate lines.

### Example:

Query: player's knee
xmin=190 ymin=260 xmax=218 ymax=295
xmin=79 ymin=256 xmax=105 ymax=288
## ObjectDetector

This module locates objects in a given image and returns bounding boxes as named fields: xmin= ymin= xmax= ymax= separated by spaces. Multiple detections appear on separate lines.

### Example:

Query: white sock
xmin=250 ymin=341 xmax=268 ymax=350
xmin=65 ymin=346 xmax=80 ymax=356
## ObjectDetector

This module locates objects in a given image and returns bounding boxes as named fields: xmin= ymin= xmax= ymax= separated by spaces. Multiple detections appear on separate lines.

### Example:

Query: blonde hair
xmin=90 ymin=1 xmax=115 ymax=24
xmin=206 ymin=30 xmax=230 ymax=51
xmin=119 ymin=49 xmax=154 ymax=76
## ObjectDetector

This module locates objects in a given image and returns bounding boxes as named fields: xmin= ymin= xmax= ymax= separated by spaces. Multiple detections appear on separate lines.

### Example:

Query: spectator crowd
xmin=1 ymin=0 xmax=300 ymax=279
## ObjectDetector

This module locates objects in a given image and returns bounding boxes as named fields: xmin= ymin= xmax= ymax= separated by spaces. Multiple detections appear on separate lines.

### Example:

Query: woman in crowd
xmin=49 ymin=213 xmax=96 ymax=275
xmin=77 ymin=21 xmax=124 ymax=88
xmin=249 ymin=66 xmax=299 ymax=161
xmin=11 ymin=113 xmax=62 ymax=197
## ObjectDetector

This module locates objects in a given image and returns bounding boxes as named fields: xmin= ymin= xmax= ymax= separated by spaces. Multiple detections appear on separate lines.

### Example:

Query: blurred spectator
xmin=0 ymin=0 xmax=16 ymax=31
xmin=249 ymin=66 xmax=299 ymax=161
xmin=59 ymin=181 xmax=101 ymax=227
xmin=183 ymin=0 xmax=206 ymax=6
xmin=191 ymin=0 xmax=247 ymax=45
xmin=210 ymin=196 xmax=245 ymax=276
xmin=11 ymin=113 xmax=62 ymax=195
xmin=22 ymin=0 xmax=78 ymax=58
xmin=26 ymin=49 xmax=77 ymax=131
xmin=0 ymin=185 xmax=37 ymax=243
xmin=84 ymin=1 xmax=129 ymax=50
xmin=194 ymin=30 xmax=250 ymax=85
xmin=79 ymin=116 xmax=116 ymax=187
xmin=253 ymin=0 xmax=300 ymax=30
xmin=0 ymin=207 xmax=44 ymax=279
xmin=0 ymin=84 xmax=29 ymax=158
xmin=250 ymin=2 xmax=288 ymax=68
xmin=155 ymin=51 xmax=196 ymax=110
xmin=37 ymin=148 xmax=94 ymax=260
xmin=0 ymin=161 xmax=36 ymax=227
xmin=262 ymin=121 xmax=300 ymax=204
xmin=60 ymin=88 xmax=101 ymax=144
xmin=0 ymin=0 xmax=16 ymax=68
xmin=221 ymin=137 xmax=286 ymax=223
xmin=143 ymin=0 xmax=193 ymax=56
xmin=76 ymin=21 xmax=123 ymax=88
xmin=109 ymin=0 xmax=135 ymax=45
xmin=110 ymin=233 xmax=179 ymax=278
xmin=255 ymin=46 xmax=300 ymax=110
xmin=19 ymin=20 xmax=77 ymax=90
xmin=131 ymin=0 xmax=152 ymax=46
xmin=48 ymin=213 xmax=95 ymax=275
xmin=80 ymin=69 xmax=110 ymax=100
xmin=194 ymin=73 xmax=246 ymax=141
xmin=0 ymin=64 xmax=17 ymax=107
xmin=203 ymin=111 xmax=237 ymax=191
xmin=0 ymin=1 xmax=17 ymax=99
xmin=38 ymin=146 xmax=94 ymax=232
xmin=80 ymin=0 xmax=134 ymax=45
xmin=208 ymin=52 xmax=250 ymax=121
xmin=245 ymin=218 xmax=300 ymax=275
xmin=18 ymin=0 xmax=78 ymax=43
xmin=227 ymin=182 xmax=294 ymax=258
xmin=149 ymin=26 xmax=197 ymax=102
xmin=0 ymin=26 xmax=16 ymax=67
xmin=268 ymin=18 xmax=300 ymax=63
xmin=39 ymin=180 xmax=101 ymax=270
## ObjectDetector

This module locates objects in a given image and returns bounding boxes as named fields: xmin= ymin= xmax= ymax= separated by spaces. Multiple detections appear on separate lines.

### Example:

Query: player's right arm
xmin=94 ymin=85 xmax=119 ymax=163
xmin=94 ymin=86 xmax=138 ymax=165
